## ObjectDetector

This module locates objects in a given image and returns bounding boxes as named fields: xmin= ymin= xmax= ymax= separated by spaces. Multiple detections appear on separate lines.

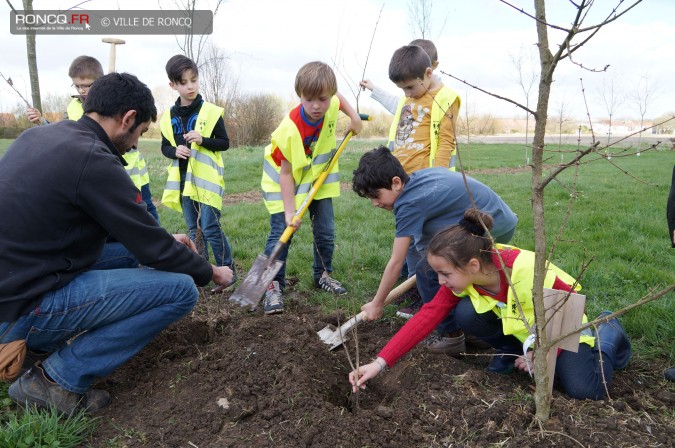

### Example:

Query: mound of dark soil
xmin=92 ymin=287 xmax=674 ymax=447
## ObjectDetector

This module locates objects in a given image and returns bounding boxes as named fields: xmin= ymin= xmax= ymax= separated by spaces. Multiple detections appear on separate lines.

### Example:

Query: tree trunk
xmin=22 ymin=0 xmax=41 ymax=111
xmin=532 ymin=0 xmax=555 ymax=422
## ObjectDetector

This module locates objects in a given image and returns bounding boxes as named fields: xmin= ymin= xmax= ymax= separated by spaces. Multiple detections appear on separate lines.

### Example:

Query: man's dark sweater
xmin=0 ymin=116 xmax=213 ymax=322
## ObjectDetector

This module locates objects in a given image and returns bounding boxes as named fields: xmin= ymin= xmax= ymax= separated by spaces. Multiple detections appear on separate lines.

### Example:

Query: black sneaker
xmin=316 ymin=276 xmax=347 ymax=295
xmin=8 ymin=362 xmax=111 ymax=415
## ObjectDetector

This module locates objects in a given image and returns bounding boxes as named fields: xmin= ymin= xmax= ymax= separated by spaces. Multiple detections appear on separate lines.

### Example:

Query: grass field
xmin=1 ymin=137 xmax=673 ymax=360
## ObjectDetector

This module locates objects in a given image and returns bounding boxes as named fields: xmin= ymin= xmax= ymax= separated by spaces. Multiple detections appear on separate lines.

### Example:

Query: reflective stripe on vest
xmin=160 ymin=102 xmax=225 ymax=212
xmin=387 ymin=86 xmax=461 ymax=171
xmin=260 ymin=96 xmax=341 ymax=215
xmin=459 ymin=245 xmax=595 ymax=347
xmin=122 ymin=149 xmax=149 ymax=189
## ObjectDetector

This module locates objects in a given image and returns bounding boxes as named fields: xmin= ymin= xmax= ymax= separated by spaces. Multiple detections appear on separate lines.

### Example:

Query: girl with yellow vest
xmin=160 ymin=55 xmax=234 ymax=279
xmin=259 ymin=61 xmax=363 ymax=315
xmin=350 ymin=209 xmax=632 ymax=400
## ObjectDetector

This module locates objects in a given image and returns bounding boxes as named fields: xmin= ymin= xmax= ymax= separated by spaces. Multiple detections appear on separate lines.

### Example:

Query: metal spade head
xmin=229 ymin=254 xmax=284 ymax=310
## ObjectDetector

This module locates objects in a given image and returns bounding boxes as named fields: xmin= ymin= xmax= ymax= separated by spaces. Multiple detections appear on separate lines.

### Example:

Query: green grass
xmin=0 ymin=137 xmax=673 ymax=445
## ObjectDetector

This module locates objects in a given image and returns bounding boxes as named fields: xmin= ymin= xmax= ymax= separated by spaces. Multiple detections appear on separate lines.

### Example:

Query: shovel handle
xmin=337 ymin=275 xmax=417 ymax=335
xmin=382 ymin=275 xmax=417 ymax=307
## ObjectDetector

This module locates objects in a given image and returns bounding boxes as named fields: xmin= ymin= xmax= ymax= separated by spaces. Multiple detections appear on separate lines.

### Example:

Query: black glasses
xmin=71 ymin=83 xmax=93 ymax=91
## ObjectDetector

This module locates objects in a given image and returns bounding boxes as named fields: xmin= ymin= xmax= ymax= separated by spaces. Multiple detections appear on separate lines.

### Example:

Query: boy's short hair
xmin=388 ymin=45 xmax=432 ymax=83
xmin=84 ymin=73 xmax=157 ymax=132
xmin=352 ymin=146 xmax=410 ymax=198
xmin=165 ymin=54 xmax=199 ymax=83
xmin=294 ymin=61 xmax=337 ymax=98
xmin=409 ymin=39 xmax=438 ymax=65
xmin=68 ymin=56 xmax=104 ymax=79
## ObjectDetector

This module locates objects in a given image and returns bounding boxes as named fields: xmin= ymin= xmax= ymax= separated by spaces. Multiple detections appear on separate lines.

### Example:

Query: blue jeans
xmin=0 ymin=268 xmax=198 ymax=394
xmin=264 ymin=198 xmax=335 ymax=290
xmin=92 ymin=242 xmax=139 ymax=270
xmin=418 ymin=229 xmax=516 ymax=335
xmin=141 ymin=183 xmax=160 ymax=224
xmin=181 ymin=197 xmax=233 ymax=267
xmin=454 ymin=297 xmax=614 ymax=400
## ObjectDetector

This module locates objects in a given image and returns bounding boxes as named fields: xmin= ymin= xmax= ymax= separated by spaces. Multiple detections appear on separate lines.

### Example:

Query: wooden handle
xmin=382 ymin=275 xmax=417 ymax=307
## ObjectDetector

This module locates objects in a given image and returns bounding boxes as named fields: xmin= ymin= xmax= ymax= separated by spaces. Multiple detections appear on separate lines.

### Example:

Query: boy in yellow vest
xmin=260 ymin=61 xmax=362 ymax=315
xmin=26 ymin=56 xmax=159 ymax=223
xmin=360 ymin=39 xmax=441 ymax=116
xmin=386 ymin=44 xmax=461 ymax=174
xmin=160 ymin=55 xmax=235 ymax=285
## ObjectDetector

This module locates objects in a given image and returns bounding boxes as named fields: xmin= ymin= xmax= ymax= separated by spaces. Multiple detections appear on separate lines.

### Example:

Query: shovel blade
xmin=229 ymin=254 xmax=284 ymax=310
xmin=317 ymin=324 xmax=349 ymax=351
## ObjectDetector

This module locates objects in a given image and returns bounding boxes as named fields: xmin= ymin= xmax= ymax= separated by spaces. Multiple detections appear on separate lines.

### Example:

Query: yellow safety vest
xmin=387 ymin=85 xmax=461 ymax=171
xmin=66 ymin=99 xmax=148 ymax=189
xmin=160 ymin=102 xmax=225 ymax=213
xmin=260 ymin=96 xmax=340 ymax=215
xmin=122 ymin=149 xmax=150 ymax=189
xmin=66 ymin=99 xmax=84 ymax=120
xmin=458 ymin=245 xmax=595 ymax=347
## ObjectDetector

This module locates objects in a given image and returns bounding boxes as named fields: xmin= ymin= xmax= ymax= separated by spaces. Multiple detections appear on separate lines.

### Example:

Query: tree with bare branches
xmin=596 ymin=72 xmax=624 ymax=144
xmin=442 ymin=0 xmax=674 ymax=422
xmin=630 ymin=73 xmax=658 ymax=153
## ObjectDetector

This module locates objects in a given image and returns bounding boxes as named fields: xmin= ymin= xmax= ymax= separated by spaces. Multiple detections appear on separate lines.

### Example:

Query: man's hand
xmin=173 ymin=234 xmax=197 ymax=253
xmin=211 ymin=265 xmax=234 ymax=290
xmin=175 ymin=145 xmax=191 ymax=160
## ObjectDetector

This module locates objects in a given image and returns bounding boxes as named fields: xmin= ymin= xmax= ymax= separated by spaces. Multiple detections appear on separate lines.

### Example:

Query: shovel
xmin=317 ymin=275 xmax=417 ymax=350
xmin=230 ymin=121 xmax=366 ymax=310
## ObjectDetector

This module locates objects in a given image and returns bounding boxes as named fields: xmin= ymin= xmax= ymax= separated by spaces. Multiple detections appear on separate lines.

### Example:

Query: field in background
xmin=1 ymin=137 xmax=673 ymax=360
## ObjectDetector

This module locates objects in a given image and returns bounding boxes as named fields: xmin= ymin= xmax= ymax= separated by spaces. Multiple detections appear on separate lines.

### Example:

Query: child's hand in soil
xmin=349 ymin=357 xmax=387 ymax=392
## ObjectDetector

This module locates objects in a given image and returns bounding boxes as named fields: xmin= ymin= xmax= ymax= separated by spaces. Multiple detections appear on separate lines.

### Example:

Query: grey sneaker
xmin=424 ymin=330 xmax=466 ymax=356
xmin=8 ymin=362 xmax=111 ymax=415
xmin=316 ymin=276 xmax=347 ymax=295
xmin=263 ymin=281 xmax=284 ymax=315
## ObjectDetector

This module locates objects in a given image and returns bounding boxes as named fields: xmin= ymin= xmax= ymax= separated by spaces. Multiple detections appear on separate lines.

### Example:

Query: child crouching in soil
xmin=349 ymin=209 xmax=632 ymax=400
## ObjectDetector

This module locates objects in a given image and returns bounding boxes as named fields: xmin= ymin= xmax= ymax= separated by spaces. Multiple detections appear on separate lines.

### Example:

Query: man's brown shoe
xmin=8 ymin=362 xmax=111 ymax=415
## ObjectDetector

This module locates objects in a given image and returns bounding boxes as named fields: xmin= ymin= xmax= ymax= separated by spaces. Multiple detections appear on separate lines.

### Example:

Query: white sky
xmin=1 ymin=0 xmax=674 ymax=121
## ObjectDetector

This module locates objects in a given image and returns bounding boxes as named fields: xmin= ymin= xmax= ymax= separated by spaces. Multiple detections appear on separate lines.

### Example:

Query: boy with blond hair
xmin=27 ymin=55 xmax=159 ymax=223
xmin=260 ymin=61 xmax=362 ymax=314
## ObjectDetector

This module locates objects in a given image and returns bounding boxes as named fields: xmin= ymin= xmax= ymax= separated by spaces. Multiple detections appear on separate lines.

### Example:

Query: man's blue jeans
xmin=264 ymin=198 xmax=335 ymax=290
xmin=141 ymin=183 xmax=160 ymax=224
xmin=181 ymin=197 xmax=233 ymax=267
xmin=453 ymin=297 xmax=613 ymax=400
xmin=0 ymin=267 xmax=198 ymax=394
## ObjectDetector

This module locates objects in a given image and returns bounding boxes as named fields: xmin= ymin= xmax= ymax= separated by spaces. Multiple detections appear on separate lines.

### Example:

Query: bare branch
xmin=440 ymin=70 xmax=536 ymax=116
xmin=497 ymin=0 xmax=571 ymax=32
xmin=355 ymin=3 xmax=384 ymax=113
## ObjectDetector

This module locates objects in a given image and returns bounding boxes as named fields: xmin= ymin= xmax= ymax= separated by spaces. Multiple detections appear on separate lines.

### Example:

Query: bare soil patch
xmin=91 ymin=287 xmax=674 ymax=447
